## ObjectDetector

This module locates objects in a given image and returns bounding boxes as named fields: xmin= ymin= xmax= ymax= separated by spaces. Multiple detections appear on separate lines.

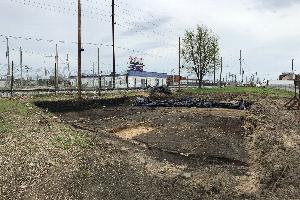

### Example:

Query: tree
xmin=182 ymin=25 xmax=220 ymax=88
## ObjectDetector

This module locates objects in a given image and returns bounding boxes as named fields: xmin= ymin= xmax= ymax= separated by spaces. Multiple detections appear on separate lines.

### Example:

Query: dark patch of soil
xmin=34 ymin=97 xmax=131 ymax=113
xmin=36 ymin=97 xmax=250 ymax=166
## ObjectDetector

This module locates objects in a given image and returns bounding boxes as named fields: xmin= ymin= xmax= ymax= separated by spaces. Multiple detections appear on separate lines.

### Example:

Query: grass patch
xmin=185 ymin=87 xmax=294 ymax=98
xmin=30 ymin=93 xmax=77 ymax=102
xmin=52 ymin=134 xmax=91 ymax=150
xmin=0 ymin=120 xmax=9 ymax=134
xmin=0 ymin=99 xmax=29 ymax=114
xmin=29 ymin=90 xmax=144 ymax=103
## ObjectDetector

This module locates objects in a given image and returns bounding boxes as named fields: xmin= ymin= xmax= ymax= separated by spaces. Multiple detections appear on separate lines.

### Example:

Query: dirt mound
xmin=34 ymin=97 xmax=131 ymax=113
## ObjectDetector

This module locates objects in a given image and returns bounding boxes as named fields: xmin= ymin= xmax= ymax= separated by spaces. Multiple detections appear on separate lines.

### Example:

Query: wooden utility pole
xmin=213 ymin=43 xmax=216 ymax=85
xmin=178 ymin=37 xmax=181 ymax=90
xmin=112 ymin=0 xmax=116 ymax=89
xmin=220 ymin=57 xmax=223 ymax=88
xmin=93 ymin=62 xmax=95 ymax=88
xmin=242 ymin=69 xmax=244 ymax=84
xmin=6 ymin=37 xmax=10 ymax=82
xmin=98 ymin=47 xmax=101 ymax=95
xmin=292 ymin=59 xmax=294 ymax=73
xmin=67 ymin=53 xmax=70 ymax=71
xmin=55 ymin=44 xmax=59 ymax=91
xmin=54 ymin=63 xmax=57 ymax=94
xmin=235 ymin=75 xmax=237 ymax=86
xmin=10 ymin=61 xmax=14 ymax=97
xmin=239 ymin=50 xmax=242 ymax=75
xmin=20 ymin=47 xmax=23 ymax=88
xmin=78 ymin=0 xmax=82 ymax=99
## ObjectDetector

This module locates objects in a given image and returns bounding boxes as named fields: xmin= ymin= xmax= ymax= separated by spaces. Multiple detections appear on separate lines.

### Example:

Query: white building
xmin=69 ymin=70 xmax=167 ymax=89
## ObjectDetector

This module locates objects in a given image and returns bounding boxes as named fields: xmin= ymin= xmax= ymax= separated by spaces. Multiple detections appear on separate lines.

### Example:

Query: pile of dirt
xmin=34 ymin=97 xmax=131 ymax=113
xmin=135 ymin=97 xmax=251 ymax=110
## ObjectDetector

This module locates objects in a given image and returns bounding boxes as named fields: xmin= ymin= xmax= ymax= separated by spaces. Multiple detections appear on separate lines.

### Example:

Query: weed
xmin=52 ymin=134 xmax=91 ymax=150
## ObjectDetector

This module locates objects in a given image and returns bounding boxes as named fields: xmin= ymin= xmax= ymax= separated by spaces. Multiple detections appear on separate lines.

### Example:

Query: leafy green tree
xmin=182 ymin=25 xmax=220 ymax=88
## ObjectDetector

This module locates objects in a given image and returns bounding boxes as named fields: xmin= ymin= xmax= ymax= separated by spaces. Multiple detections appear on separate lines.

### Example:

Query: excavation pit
xmin=35 ymin=97 xmax=251 ymax=165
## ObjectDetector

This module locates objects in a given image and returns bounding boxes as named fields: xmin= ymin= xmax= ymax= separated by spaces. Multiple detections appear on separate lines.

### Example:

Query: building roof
xmin=69 ymin=70 xmax=168 ymax=79
xmin=127 ymin=70 xmax=167 ymax=78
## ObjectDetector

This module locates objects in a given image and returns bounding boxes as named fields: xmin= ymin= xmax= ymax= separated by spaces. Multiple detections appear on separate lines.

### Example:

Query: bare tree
xmin=182 ymin=25 xmax=220 ymax=88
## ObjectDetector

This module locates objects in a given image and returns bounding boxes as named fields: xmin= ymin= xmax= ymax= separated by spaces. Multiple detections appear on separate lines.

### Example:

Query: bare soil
xmin=58 ymin=103 xmax=250 ymax=165
xmin=0 ymin=93 xmax=299 ymax=199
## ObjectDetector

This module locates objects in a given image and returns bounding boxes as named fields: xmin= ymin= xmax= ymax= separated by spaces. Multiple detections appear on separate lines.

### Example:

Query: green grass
xmin=184 ymin=87 xmax=294 ymax=98
xmin=52 ymin=134 xmax=91 ymax=150
xmin=0 ymin=99 xmax=30 ymax=139
xmin=29 ymin=90 xmax=143 ymax=102
xmin=30 ymin=93 xmax=77 ymax=102
xmin=0 ymin=99 xmax=29 ymax=114
xmin=0 ymin=119 xmax=9 ymax=134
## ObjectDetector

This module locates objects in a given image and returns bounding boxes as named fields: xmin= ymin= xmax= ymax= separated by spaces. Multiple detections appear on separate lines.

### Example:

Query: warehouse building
xmin=70 ymin=57 xmax=167 ymax=89
xmin=70 ymin=71 xmax=167 ymax=89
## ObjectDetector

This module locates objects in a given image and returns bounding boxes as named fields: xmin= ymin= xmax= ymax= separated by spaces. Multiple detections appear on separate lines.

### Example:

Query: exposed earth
xmin=0 ymin=92 xmax=299 ymax=199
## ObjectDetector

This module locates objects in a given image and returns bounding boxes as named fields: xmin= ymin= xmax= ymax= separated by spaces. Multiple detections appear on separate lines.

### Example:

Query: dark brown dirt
xmin=45 ymin=98 xmax=250 ymax=165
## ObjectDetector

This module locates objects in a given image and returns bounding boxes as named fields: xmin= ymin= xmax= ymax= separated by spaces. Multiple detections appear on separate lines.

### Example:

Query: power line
xmin=0 ymin=33 xmax=169 ymax=58
xmin=4 ymin=0 xmax=178 ymax=72
xmin=9 ymin=0 xmax=179 ymax=44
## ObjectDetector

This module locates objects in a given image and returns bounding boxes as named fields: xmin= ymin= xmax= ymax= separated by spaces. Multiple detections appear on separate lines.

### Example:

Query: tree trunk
xmin=197 ymin=73 xmax=203 ymax=88
xmin=196 ymin=72 xmax=201 ymax=88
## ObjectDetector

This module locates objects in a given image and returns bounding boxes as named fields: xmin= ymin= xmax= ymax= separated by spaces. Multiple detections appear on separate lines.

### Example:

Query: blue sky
xmin=0 ymin=0 xmax=299 ymax=80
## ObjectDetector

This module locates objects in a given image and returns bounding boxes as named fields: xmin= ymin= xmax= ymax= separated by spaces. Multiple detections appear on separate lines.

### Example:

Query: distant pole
xmin=178 ymin=37 xmax=181 ymax=90
xmin=292 ymin=59 xmax=294 ymax=73
xmin=239 ymin=50 xmax=242 ymax=75
xmin=213 ymin=43 xmax=216 ymax=85
xmin=78 ymin=0 xmax=82 ymax=99
xmin=235 ymin=75 xmax=237 ymax=86
xmin=20 ymin=47 xmax=23 ymax=88
xmin=10 ymin=61 xmax=13 ymax=97
xmin=112 ymin=0 xmax=116 ymax=89
xmin=6 ymin=37 xmax=10 ymax=82
xmin=242 ymin=69 xmax=244 ymax=84
xmin=172 ymin=70 xmax=175 ymax=84
xmin=55 ymin=44 xmax=59 ymax=91
xmin=25 ymin=66 xmax=29 ymax=81
xmin=67 ymin=53 xmax=70 ymax=72
xmin=36 ymin=74 xmax=39 ymax=86
xmin=54 ymin=63 xmax=57 ymax=94
xmin=93 ymin=62 xmax=95 ymax=88
xmin=98 ymin=47 xmax=101 ymax=95
xmin=219 ymin=57 xmax=223 ymax=88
